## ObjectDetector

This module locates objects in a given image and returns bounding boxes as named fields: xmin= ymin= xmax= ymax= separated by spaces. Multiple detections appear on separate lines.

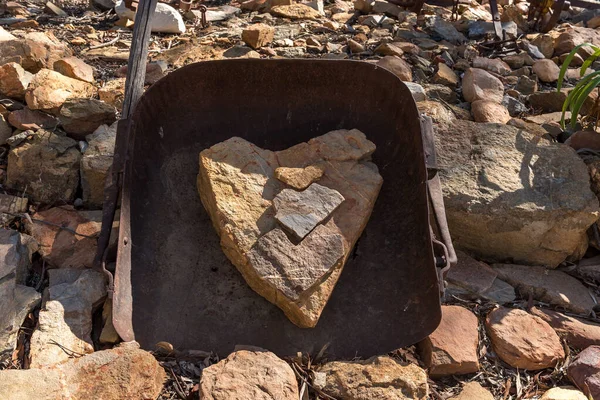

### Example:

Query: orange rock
xmin=419 ymin=305 xmax=480 ymax=377
xmin=53 ymin=56 xmax=95 ymax=83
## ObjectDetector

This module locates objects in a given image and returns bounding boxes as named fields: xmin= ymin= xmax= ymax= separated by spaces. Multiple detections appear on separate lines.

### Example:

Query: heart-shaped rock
xmin=197 ymin=129 xmax=382 ymax=327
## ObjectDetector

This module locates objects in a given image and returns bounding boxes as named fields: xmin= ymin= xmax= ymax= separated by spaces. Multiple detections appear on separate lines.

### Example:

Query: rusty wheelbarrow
xmin=98 ymin=58 xmax=456 ymax=358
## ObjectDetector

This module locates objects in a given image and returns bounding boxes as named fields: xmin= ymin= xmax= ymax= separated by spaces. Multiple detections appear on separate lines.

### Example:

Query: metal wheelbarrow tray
xmin=111 ymin=59 xmax=454 ymax=358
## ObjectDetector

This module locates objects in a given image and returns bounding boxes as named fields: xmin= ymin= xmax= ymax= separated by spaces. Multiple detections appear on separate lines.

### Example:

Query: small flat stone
xmin=486 ymin=307 xmax=564 ymax=370
xmin=568 ymin=346 xmax=600 ymax=399
xmin=419 ymin=305 xmax=480 ymax=377
xmin=492 ymin=264 xmax=596 ymax=315
xmin=448 ymin=251 xmax=497 ymax=294
xmin=449 ymin=382 xmax=494 ymax=400
xmin=273 ymin=183 xmax=344 ymax=240
xmin=274 ymin=164 xmax=324 ymax=190
xmin=247 ymin=223 xmax=344 ymax=301
xmin=540 ymin=387 xmax=587 ymax=400
xmin=531 ymin=307 xmax=600 ymax=350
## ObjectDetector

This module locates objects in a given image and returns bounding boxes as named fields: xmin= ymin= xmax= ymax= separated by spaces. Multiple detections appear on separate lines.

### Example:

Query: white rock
xmin=404 ymin=82 xmax=426 ymax=102
xmin=115 ymin=1 xmax=185 ymax=34
xmin=0 ymin=27 xmax=16 ymax=42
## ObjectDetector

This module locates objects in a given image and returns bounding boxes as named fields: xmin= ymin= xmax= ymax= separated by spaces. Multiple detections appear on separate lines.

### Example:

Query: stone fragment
xmin=270 ymin=4 xmax=321 ymax=19
xmin=468 ymin=21 xmax=517 ymax=39
xmin=0 ymin=115 xmax=11 ymax=145
xmin=425 ymin=16 xmax=466 ymax=45
xmin=26 ymin=207 xmax=102 ymax=269
xmin=372 ymin=0 xmax=401 ymax=16
xmin=500 ymin=4 xmax=528 ymax=32
xmin=449 ymin=382 xmax=494 ymax=400
xmin=486 ymin=307 xmax=564 ymax=370
xmin=7 ymin=107 xmax=58 ymax=131
xmin=242 ymin=23 xmax=275 ymax=49
xmin=447 ymin=251 xmax=497 ymax=294
xmin=116 ymin=1 xmax=185 ymax=33
xmin=533 ymin=59 xmax=561 ymax=83
xmin=503 ymin=53 xmax=534 ymax=69
xmin=568 ymin=345 xmax=600 ymax=399
xmin=533 ymin=34 xmax=555 ymax=58
xmin=473 ymin=56 xmax=512 ymax=75
xmin=532 ymin=307 xmax=600 ymax=350
xmin=433 ymin=63 xmax=459 ymax=87
xmin=347 ymin=39 xmax=365 ymax=53
xmin=53 ymin=57 xmax=94 ymax=83
xmin=0 ymin=62 xmax=33 ymax=100
xmin=405 ymin=82 xmax=426 ymax=102
xmin=418 ymin=305 xmax=479 ymax=377
xmin=98 ymin=78 xmax=125 ymax=110
xmin=198 ymin=129 xmax=382 ymax=327
xmin=248 ymin=224 xmax=344 ymax=301
xmin=577 ymin=255 xmax=600 ymax=280
xmin=354 ymin=0 xmax=374 ymax=12
xmin=462 ymin=68 xmax=504 ymax=104
xmin=0 ymin=32 xmax=72 ymax=73
xmin=540 ymin=387 xmax=587 ymax=400
xmin=503 ymin=95 xmax=528 ymax=117
xmin=199 ymin=349 xmax=299 ymax=400
xmin=223 ymin=46 xmax=261 ymax=59
xmin=492 ymin=264 xmax=595 ymax=314
xmin=25 ymin=69 xmax=95 ymax=112
xmin=59 ymin=98 xmax=116 ymax=140
xmin=373 ymin=43 xmax=403 ymax=58
xmin=273 ymin=183 xmax=344 ymax=240
xmin=434 ymin=120 xmax=599 ymax=267
xmin=418 ymin=100 xmax=457 ymax=125
xmin=7 ymin=130 xmax=80 ymax=204
xmin=377 ymin=56 xmax=412 ymax=81
xmin=115 ymin=62 xmax=165 ymax=85
xmin=0 ymin=342 xmax=165 ymax=399
xmin=528 ymin=91 xmax=571 ymax=113
xmin=0 ymin=194 xmax=27 ymax=214
xmin=471 ymin=100 xmax=511 ymax=123
xmin=0 ymin=27 xmax=16 ymax=42
xmin=0 ymin=230 xmax=38 ymax=357
xmin=566 ymin=130 xmax=600 ymax=152
xmin=314 ymin=356 xmax=428 ymax=399
xmin=99 ymin=299 xmax=119 ymax=345
xmin=81 ymin=123 xmax=116 ymax=208
xmin=274 ymin=164 xmax=324 ymax=190
xmin=516 ymin=75 xmax=538 ymax=95
xmin=30 ymin=268 xmax=106 ymax=367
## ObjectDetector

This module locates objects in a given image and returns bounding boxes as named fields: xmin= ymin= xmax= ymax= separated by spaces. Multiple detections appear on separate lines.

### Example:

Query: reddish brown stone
xmin=568 ymin=345 xmax=600 ymax=399
xmin=532 ymin=307 xmax=600 ymax=350
xmin=8 ymin=107 xmax=58 ymax=130
xmin=486 ymin=307 xmax=564 ymax=370
xmin=566 ymin=131 xmax=600 ymax=152
xmin=377 ymin=56 xmax=412 ymax=81
xmin=0 ymin=62 xmax=33 ymax=100
xmin=447 ymin=251 xmax=497 ymax=294
xmin=419 ymin=305 xmax=480 ymax=377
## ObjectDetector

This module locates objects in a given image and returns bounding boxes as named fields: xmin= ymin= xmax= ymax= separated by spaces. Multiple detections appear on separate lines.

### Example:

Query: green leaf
xmin=557 ymin=42 xmax=600 ymax=91
xmin=560 ymin=70 xmax=600 ymax=128
xmin=581 ymin=48 xmax=600 ymax=77
xmin=569 ymin=75 xmax=600 ymax=129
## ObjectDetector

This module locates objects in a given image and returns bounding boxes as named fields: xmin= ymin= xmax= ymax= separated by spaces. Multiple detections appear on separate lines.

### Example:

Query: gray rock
xmin=274 ymin=183 xmax=344 ymax=240
xmin=372 ymin=0 xmax=401 ymax=17
xmin=423 ymin=83 xmax=458 ymax=103
xmin=0 ymin=230 xmax=37 ymax=358
xmin=59 ymin=98 xmax=117 ymax=141
xmin=0 ymin=115 xmax=12 ymax=145
xmin=468 ymin=21 xmax=517 ymax=39
xmin=29 ymin=268 xmax=107 ymax=368
xmin=91 ymin=0 xmax=117 ymax=10
xmin=425 ymin=16 xmax=466 ymax=44
xmin=502 ymin=95 xmax=528 ymax=117
xmin=185 ymin=5 xmax=241 ymax=22
xmin=81 ymin=123 xmax=116 ymax=209
xmin=404 ymin=82 xmax=426 ymax=102
xmin=521 ymin=40 xmax=546 ymax=60
xmin=435 ymin=120 xmax=600 ymax=268
xmin=247 ymin=224 xmax=344 ymax=301
xmin=516 ymin=75 xmax=538 ymax=95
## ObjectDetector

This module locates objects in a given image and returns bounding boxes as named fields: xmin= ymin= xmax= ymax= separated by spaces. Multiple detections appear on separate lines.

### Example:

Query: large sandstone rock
xmin=26 ymin=207 xmax=103 ymax=269
xmin=492 ymin=264 xmax=595 ymax=314
xmin=7 ymin=130 xmax=81 ymax=204
xmin=314 ymin=356 xmax=428 ymax=399
xmin=29 ymin=268 xmax=106 ymax=368
xmin=59 ymin=98 xmax=116 ymax=140
xmin=0 ymin=62 xmax=33 ymax=100
xmin=462 ymin=68 xmax=504 ymax=104
xmin=81 ymin=123 xmax=116 ymax=209
xmin=0 ymin=32 xmax=72 ymax=73
xmin=0 ymin=230 xmax=38 ymax=358
xmin=0 ymin=342 xmax=165 ymax=400
xmin=242 ymin=23 xmax=275 ymax=49
xmin=199 ymin=349 xmax=299 ymax=400
xmin=270 ymin=4 xmax=322 ymax=19
xmin=418 ymin=305 xmax=479 ymax=377
xmin=486 ymin=307 xmax=564 ymax=370
xmin=568 ymin=345 xmax=600 ymax=399
xmin=198 ymin=130 xmax=382 ymax=327
xmin=532 ymin=307 xmax=600 ymax=350
xmin=25 ymin=69 xmax=95 ymax=112
xmin=435 ymin=120 xmax=599 ymax=267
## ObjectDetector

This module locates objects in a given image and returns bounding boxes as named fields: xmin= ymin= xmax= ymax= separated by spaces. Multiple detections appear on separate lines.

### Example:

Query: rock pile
xmin=198 ymin=130 xmax=382 ymax=327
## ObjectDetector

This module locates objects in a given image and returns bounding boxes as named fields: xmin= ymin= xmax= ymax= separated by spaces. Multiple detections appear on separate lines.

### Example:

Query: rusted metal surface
xmin=112 ymin=59 xmax=448 ymax=358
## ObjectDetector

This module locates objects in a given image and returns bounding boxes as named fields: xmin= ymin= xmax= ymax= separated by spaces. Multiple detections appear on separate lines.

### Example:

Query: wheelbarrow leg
xmin=541 ymin=0 xmax=566 ymax=33
xmin=94 ymin=0 xmax=158 ymax=342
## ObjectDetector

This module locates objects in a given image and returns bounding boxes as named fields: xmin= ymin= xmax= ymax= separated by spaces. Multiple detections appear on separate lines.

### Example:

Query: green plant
xmin=558 ymin=42 xmax=600 ymax=130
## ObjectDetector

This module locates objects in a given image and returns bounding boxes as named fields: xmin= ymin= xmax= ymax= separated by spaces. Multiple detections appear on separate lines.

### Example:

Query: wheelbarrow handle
xmin=421 ymin=116 xmax=457 ymax=294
